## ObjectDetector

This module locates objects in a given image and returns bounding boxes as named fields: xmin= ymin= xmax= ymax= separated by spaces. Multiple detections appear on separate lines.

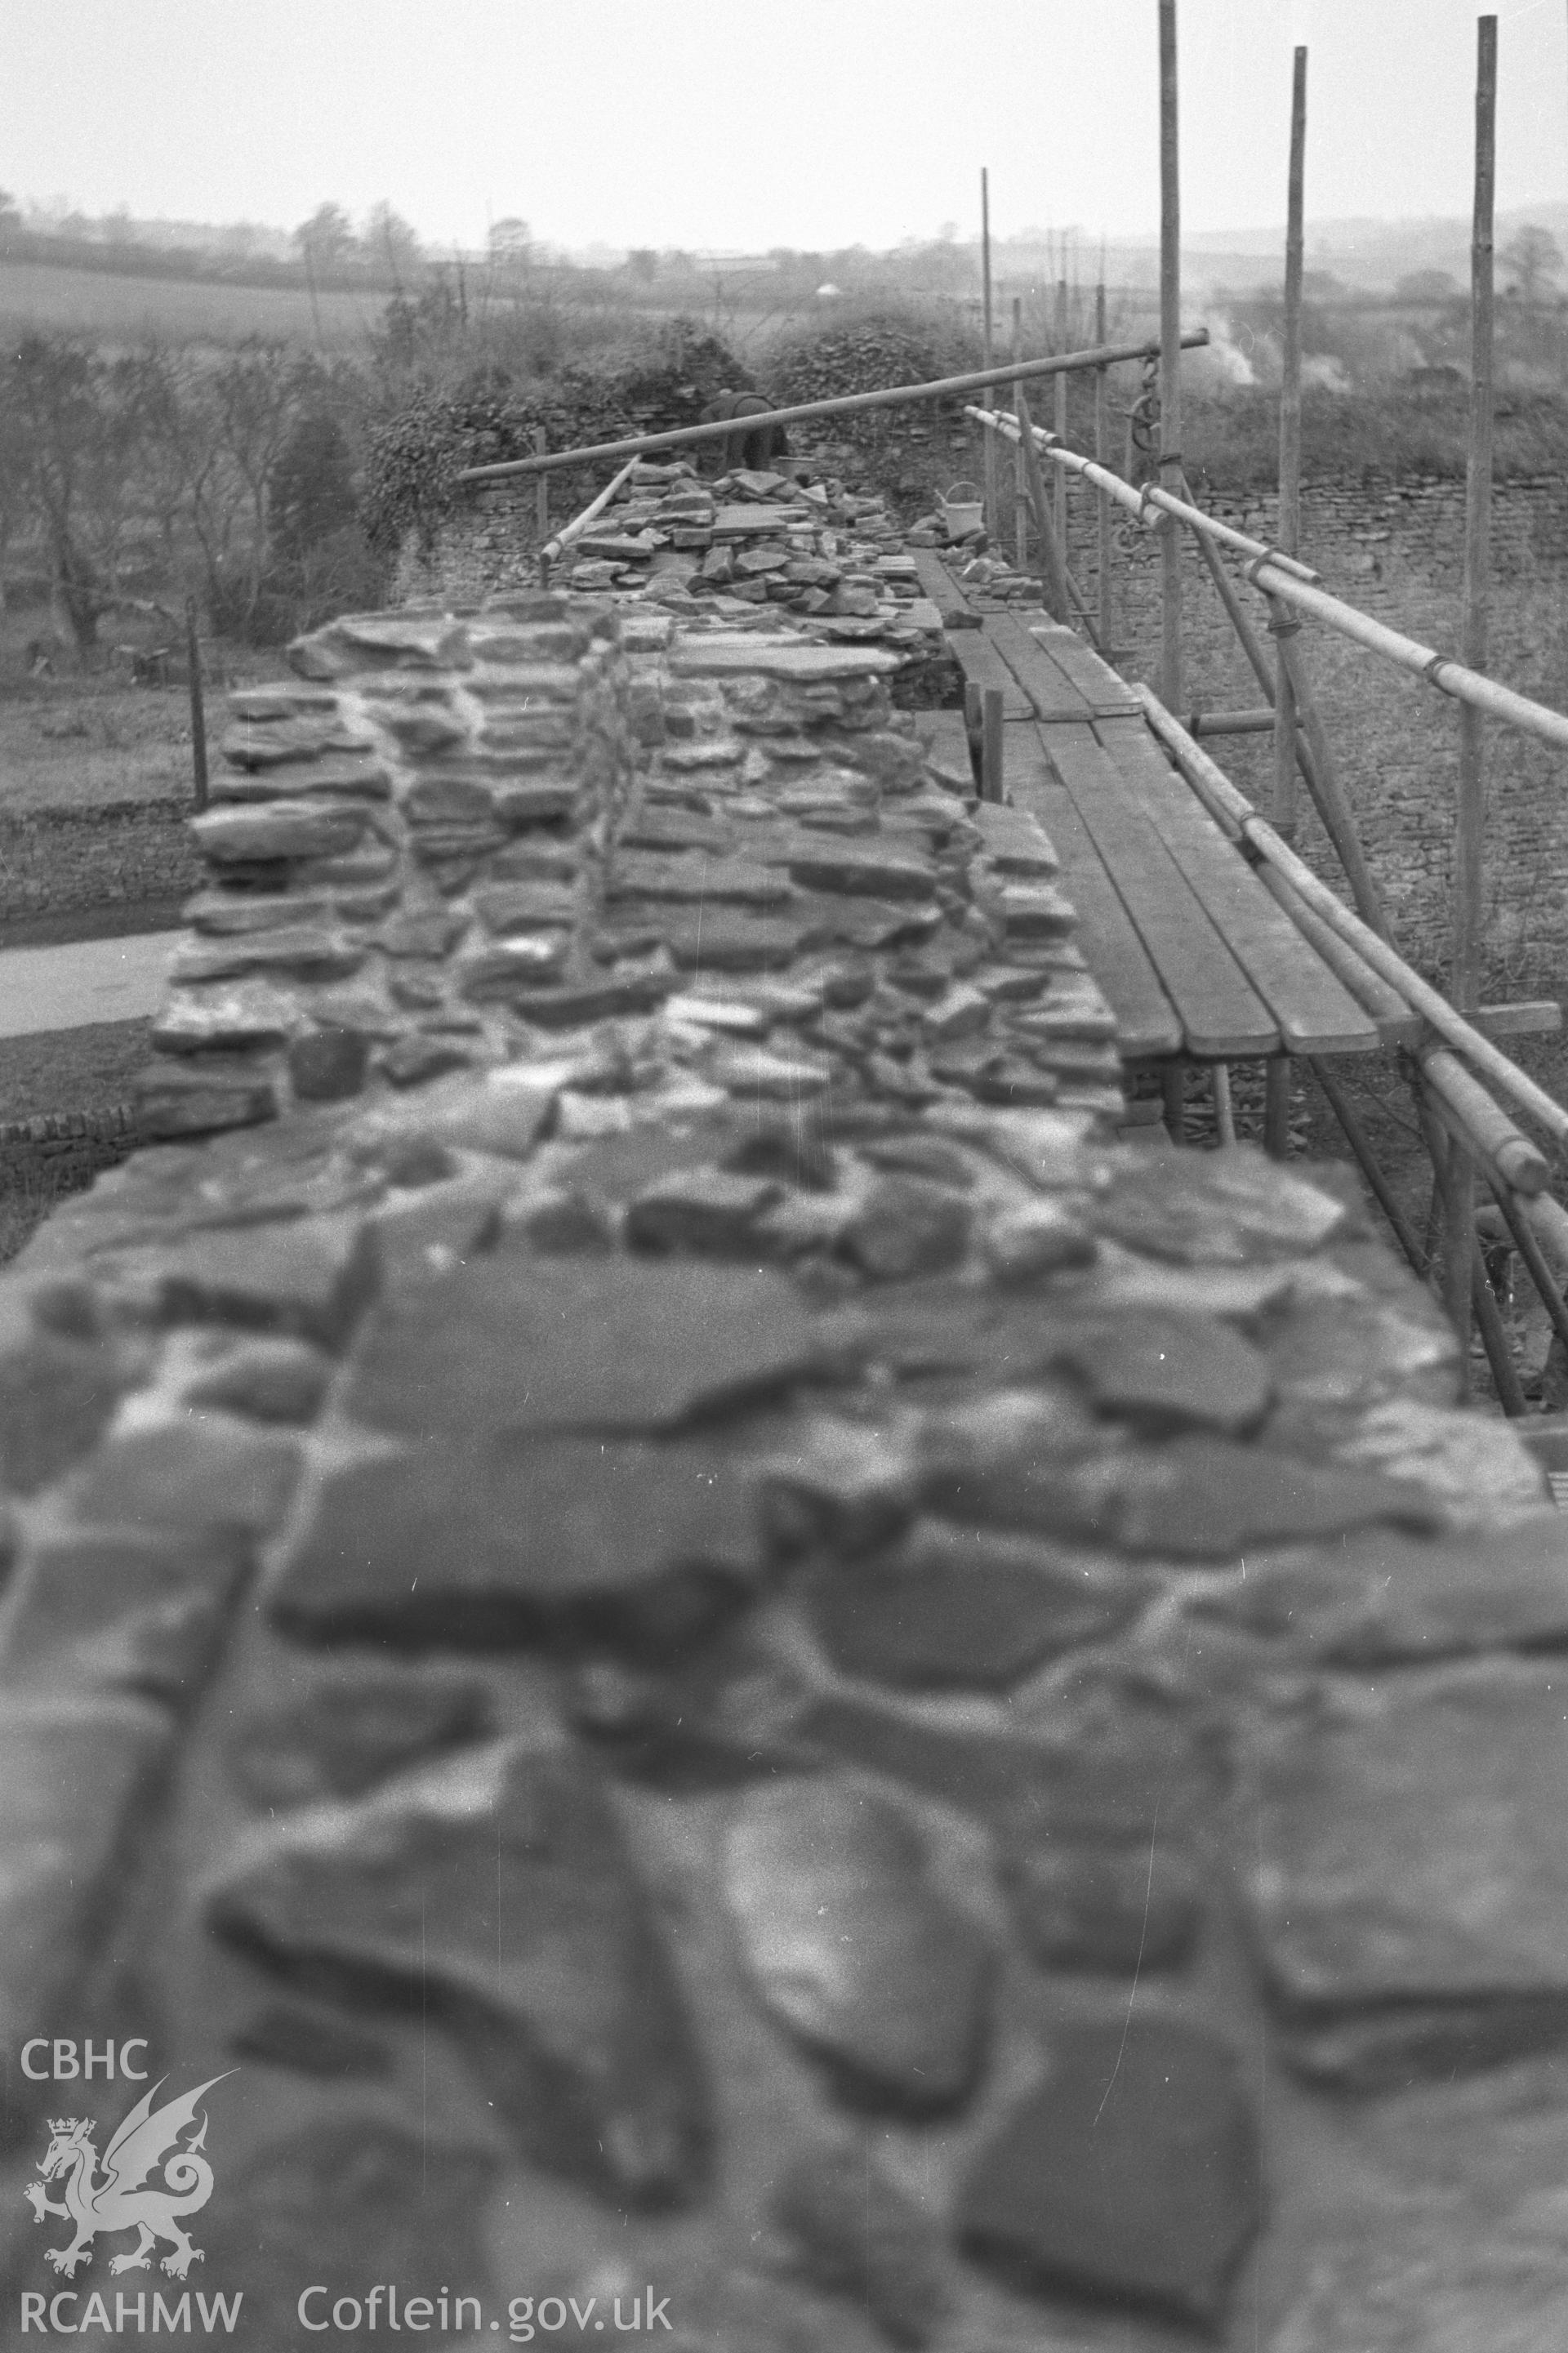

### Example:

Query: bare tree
xmin=1501 ymin=224 xmax=1564 ymax=305
xmin=293 ymin=203 xmax=358 ymax=274
xmin=363 ymin=203 xmax=423 ymax=290
xmin=127 ymin=343 xmax=234 ymax=599
xmin=7 ymin=336 xmax=123 ymax=658
xmin=209 ymin=339 xmax=318 ymax=628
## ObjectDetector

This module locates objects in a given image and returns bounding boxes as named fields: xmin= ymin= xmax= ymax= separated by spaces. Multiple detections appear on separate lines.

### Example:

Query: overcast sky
xmin=2 ymin=0 xmax=1565 ymax=254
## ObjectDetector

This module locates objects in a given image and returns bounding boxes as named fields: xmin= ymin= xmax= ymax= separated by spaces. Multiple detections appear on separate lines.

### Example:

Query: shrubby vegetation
xmin=7 ymin=190 xmax=1568 ymax=662
xmin=0 ymin=332 xmax=377 ymax=654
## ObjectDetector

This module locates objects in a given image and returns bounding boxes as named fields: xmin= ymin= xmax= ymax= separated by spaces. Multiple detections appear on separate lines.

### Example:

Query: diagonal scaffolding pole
xmin=457 ymin=332 xmax=1211 ymax=482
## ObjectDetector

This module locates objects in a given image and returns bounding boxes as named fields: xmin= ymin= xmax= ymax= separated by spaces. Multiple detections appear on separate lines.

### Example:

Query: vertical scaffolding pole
xmin=982 ymin=687 xmax=1005 ymax=803
xmin=1444 ymin=14 xmax=1499 ymax=1352
xmin=185 ymin=595 xmax=208 ymax=813
xmin=1094 ymin=282 xmax=1112 ymax=652
xmin=1266 ymin=43 xmax=1307 ymax=1159
xmin=1158 ymin=0 xmax=1183 ymax=711
xmin=533 ymin=427 xmax=549 ymax=541
xmin=1054 ymin=277 xmax=1069 ymax=547
xmin=1276 ymin=47 xmax=1306 ymax=844
xmin=1012 ymin=296 xmax=1027 ymax=570
xmin=1455 ymin=18 xmax=1495 ymax=1014
xmin=981 ymin=169 xmax=998 ymax=540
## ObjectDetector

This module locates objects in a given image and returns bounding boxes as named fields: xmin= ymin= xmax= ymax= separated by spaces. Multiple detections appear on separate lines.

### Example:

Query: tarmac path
xmin=0 ymin=929 xmax=185 ymax=1038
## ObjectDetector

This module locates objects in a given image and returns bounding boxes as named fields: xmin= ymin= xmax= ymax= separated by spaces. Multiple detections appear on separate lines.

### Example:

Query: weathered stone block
xmin=229 ymin=1667 xmax=492 ymax=1807
xmin=192 ymin=804 xmax=368 ymax=865
xmin=205 ymin=1736 xmax=712 ymax=2199
xmin=105 ymin=1211 xmax=378 ymax=1348
xmin=134 ymin=1058 xmax=278 ymax=1139
xmin=958 ymin=2021 xmax=1261 ymax=2330
xmin=59 ymin=1419 xmax=303 ymax=1538
xmin=290 ymin=613 xmax=473 ymax=676
xmin=288 ymin=1027 xmax=372 ymax=1103
xmin=273 ymin=1431 xmax=768 ymax=1651
xmin=727 ymin=1776 xmax=993 ymax=2114
xmin=0 ymin=1528 xmax=247 ymax=1706
xmin=1242 ymin=1660 xmax=1568 ymax=2082
xmin=341 ymin=1253 xmax=847 ymax=1441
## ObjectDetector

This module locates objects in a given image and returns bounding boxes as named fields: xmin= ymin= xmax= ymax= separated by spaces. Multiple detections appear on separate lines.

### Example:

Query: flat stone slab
xmin=205 ymin=1735 xmax=710 ymax=2201
xmin=726 ymin=1775 xmax=993 ymax=2113
xmin=957 ymin=2019 xmax=1262 ymax=2331
xmin=668 ymin=634 xmax=902 ymax=680
xmin=1196 ymin=1516 xmax=1568 ymax=1664
xmin=229 ymin=1666 xmax=492 ymax=1807
xmin=0 ymin=1527 xmax=246 ymax=1707
xmin=1242 ymin=1660 xmax=1568 ymax=2082
xmin=1000 ymin=1826 xmax=1202 ymax=1972
xmin=273 ymin=1429 xmax=770 ymax=1651
xmin=608 ymin=852 xmax=792 ymax=905
xmin=340 ymin=1255 xmax=855 ymax=1439
xmin=0 ymin=1696 xmax=171 ymax=2061
xmin=1094 ymin=1146 xmax=1348 ymax=1263
xmin=946 ymin=1433 xmax=1443 ymax=1558
xmin=1047 ymin=1310 xmax=1273 ymax=1437
xmin=803 ymin=1517 xmax=1140 ymax=1690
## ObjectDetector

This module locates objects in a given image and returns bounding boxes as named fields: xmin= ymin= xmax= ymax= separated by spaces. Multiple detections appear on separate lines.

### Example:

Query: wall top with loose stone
xmin=0 ymin=585 xmax=1565 ymax=2351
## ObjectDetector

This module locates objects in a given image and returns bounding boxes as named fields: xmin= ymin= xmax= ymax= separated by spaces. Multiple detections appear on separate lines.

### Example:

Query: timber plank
xmin=910 ymin=547 xmax=982 ymax=629
xmin=983 ymin=613 xmax=1098 ymax=720
xmin=948 ymin=628 xmax=1033 ymax=719
xmin=1254 ymin=866 xmax=1421 ymax=1049
xmin=1475 ymin=1000 xmax=1562 ymax=1039
xmin=1041 ymin=723 xmax=1279 ymax=1057
xmin=1094 ymin=715 xmax=1381 ymax=1055
xmin=1005 ymin=729 xmax=1183 ymax=1058
xmin=1028 ymin=621 xmax=1143 ymax=712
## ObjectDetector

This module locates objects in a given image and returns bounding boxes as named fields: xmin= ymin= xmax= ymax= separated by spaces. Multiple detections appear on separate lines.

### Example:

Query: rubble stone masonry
xmin=0 ymin=565 xmax=1566 ymax=2349
xmin=404 ymin=463 xmax=1568 ymax=986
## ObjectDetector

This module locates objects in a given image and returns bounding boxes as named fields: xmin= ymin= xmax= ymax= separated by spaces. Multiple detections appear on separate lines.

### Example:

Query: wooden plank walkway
xmin=924 ymin=570 xmax=1389 ymax=1064
xmin=1041 ymin=722 xmax=1281 ymax=1058
xmin=1003 ymin=729 xmax=1183 ymax=1058
xmin=910 ymin=547 xmax=982 ymax=631
xmin=1095 ymin=717 xmax=1380 ymax=1054
xmin=947 ymin=626 xmax=1033 ymax=720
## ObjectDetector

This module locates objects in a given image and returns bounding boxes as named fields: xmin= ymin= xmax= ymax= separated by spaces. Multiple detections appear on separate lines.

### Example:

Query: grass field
xmin=0 ymin=1017 xmax=152 ymax=1265
xmin=0 ymin=617 xmax=293 ymax=812
xmin=0 ymin=1017 xmax=151 ymax=1126
xmin=0 ymin=258 xmax=389 ymax=351
xmin=0 ymin=673 xmax=194 ymax=809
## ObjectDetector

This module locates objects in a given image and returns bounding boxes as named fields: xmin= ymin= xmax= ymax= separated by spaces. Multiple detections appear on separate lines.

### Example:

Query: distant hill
xmin=1182 ymin=204 xmax=1568 ymax=295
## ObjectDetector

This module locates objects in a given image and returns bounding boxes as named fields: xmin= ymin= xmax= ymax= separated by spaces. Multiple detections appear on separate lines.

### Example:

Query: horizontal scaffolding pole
xmin=1243 ymin=555 xmax=1568 ymax=754
xmin=1187 ymin=706 xmax=1277 ymax=738
xmin=1137 ymin=687 xmax=1568 ymax=1148
xmin=966 ymin=406 xmax=1320 ymax=582
xmin=1420 ymin=1041 xmax=1550 ymax=1196
xmin=975 ymin=413 xmax=1568 ymax=760
xmin=455 ymin=330 xmax=1211 ymax=482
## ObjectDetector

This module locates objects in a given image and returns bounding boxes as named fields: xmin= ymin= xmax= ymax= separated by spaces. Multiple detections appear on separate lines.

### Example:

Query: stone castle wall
xmin=403 ymin=461 xmax=1568 ymax=992
xmin=0 ymin=555 xmax=1565 ymax=2349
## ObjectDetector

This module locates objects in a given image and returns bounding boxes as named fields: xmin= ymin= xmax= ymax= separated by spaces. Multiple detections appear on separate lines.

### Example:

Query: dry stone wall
xmin=0 ymin=800 xmax=202 ymax=926
xmin=0 ymin=575 xmax=1565 ymax=2350
xmin=395 ymin=458 xmax=946 ymax=657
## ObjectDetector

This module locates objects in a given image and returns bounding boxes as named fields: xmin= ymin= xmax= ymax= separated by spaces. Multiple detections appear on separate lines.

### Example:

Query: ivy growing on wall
xmin=363 ymin=326 xmax=750 ymax=556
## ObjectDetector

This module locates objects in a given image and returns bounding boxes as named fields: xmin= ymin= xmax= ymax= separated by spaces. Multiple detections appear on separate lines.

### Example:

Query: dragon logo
xmin=24 ymin=2074 xmax=231 ymax=2279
